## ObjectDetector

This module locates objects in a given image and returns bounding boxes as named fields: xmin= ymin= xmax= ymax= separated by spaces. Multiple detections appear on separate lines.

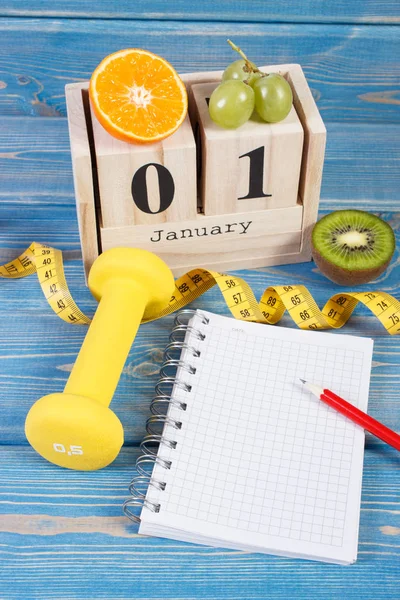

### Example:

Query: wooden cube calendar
xmin=66 ymin=64 xmax=326 ymax=278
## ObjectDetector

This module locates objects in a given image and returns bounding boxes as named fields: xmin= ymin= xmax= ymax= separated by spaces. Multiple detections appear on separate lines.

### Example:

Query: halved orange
xmin=89 ymin=48 xmax=188 ymax=144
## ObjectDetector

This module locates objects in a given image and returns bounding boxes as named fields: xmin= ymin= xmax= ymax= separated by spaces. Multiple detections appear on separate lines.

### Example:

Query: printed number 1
xmin=238 ymin=146 xmax=272 ymax=200
xmin=204 ymin=100 xmax=271 ymax=203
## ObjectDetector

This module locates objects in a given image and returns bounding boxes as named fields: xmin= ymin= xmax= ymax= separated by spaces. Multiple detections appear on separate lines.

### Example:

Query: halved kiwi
xmin=311 ymin=210 xmax=395 ymax=286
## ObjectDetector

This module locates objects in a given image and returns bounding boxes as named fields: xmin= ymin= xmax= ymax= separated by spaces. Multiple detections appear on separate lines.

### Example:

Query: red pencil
xmin=300 ymin=379 xmax=400 ymax=451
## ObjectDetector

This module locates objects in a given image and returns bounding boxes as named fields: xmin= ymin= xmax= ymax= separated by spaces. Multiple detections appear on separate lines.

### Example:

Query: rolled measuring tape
xmin=1 ymin=242 xmax=399 ymax=334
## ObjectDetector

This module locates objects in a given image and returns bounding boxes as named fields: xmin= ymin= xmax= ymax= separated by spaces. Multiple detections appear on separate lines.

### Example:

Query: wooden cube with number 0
xmin=90 ymin=107 xmax=197 ymax=228
xmin=66 ymin=64 xmax=325 ymax=279
xmin=192 ymin=80 xmax=304 ymax=216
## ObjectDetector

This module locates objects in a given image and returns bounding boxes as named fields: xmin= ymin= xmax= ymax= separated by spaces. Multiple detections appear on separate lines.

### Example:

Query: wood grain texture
xmin=192 ymin=81 xmax=303 ymax=215
xmin=0 ymin=6 xmax=399 ymax=595
xmin=286 ymin=63 xmax=326 ymax=259
xmin=1 ymin=118 xmax=398 ymax=213
xmin=91 ymin=109 xmax=198 ymax=227
xmin=1 ymin=1 xmax=399 ymax=24
xmin=3 ymin=91 xmax=393 ymax=226
xmin=0 ymin=209 xmax=399 ymax=446
xmin=65 ymin=83 xmax=99 ymax=275
xmin=0 ymin=445 xmax=399 ymax=600
xmin=0 ymin=115 xmax=398 ymax=448
xmin=1 ymin=221 xmax=400 ymax=587
xmin=100 ymin=207 xmax=303 ymax=275
xmin=0 ymin=19 xmax=399 ymax=122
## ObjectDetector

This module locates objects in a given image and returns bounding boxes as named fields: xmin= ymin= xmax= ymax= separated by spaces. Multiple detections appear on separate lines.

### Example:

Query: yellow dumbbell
xmin=25 ymin=247 xmax=175 ymax=471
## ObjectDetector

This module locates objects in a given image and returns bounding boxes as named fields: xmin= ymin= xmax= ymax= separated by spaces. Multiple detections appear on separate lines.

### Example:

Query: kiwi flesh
xmin=311 ymin=210 xmax=395 ymax=286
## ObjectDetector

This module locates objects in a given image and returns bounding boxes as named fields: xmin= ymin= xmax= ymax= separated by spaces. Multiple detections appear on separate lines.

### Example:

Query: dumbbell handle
xmin=64 ymin=280 xmax=147 ymax=406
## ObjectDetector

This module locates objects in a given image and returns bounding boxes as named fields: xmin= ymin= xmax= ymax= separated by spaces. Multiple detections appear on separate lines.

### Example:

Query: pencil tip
xmin=299 ymin=378 xmax=306 ymax=384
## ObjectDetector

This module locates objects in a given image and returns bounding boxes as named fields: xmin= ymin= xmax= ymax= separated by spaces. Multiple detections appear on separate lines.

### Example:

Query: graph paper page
xmin=142 ymin=311 xmax=373 ymax=563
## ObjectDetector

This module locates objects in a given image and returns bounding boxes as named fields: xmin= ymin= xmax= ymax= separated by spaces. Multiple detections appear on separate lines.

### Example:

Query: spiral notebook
xmin=124 ymin=310 xmax=373 ymax=564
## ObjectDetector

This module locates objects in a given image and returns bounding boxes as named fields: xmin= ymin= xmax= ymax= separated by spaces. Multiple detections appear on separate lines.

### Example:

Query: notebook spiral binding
xmin=123 ymin=309 xmax=209 ymax=524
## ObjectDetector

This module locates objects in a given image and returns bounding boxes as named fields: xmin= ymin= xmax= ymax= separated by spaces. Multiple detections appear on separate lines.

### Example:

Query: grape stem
xmin=227 ymin=39 xmax=265 ymax=77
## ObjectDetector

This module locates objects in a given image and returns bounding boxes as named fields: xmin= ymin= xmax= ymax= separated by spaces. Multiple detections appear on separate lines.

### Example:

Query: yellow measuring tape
xmin=1 ymin=242 xmax=400 ymax=334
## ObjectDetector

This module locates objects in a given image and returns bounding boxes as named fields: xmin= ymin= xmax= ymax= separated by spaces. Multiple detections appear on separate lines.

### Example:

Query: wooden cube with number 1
xmin=191 ymin=79 xmax=304 ymax=217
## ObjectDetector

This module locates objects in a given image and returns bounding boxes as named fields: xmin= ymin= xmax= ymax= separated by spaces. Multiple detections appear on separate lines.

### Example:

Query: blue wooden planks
xmin=1 ymin=0 xmax=399 ymax=24
xmin=0 ymin=115 xmax=399 ymax=447
xmin=0 ymin=446 xmax=399 ymax=599
xmin=0 ymin=19 xmax=399 ymax=121
xmin=0 ymin=214 xmax=399 ymax=447
xmin=0 ymin=3 xmax=399 ymax=598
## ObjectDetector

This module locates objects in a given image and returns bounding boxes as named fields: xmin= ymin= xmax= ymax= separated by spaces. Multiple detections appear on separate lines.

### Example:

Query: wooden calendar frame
xmin=65 ymin=64 xmax=326 ymax=279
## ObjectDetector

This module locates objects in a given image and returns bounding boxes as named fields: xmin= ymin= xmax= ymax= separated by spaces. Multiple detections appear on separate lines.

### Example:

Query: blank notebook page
xmin=141 ymin=311 xmax=373 ymax=564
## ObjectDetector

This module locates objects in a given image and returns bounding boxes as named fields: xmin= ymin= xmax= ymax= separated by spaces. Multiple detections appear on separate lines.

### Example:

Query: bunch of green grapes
xmin=209 ymin=40 xmax=293 ymax=129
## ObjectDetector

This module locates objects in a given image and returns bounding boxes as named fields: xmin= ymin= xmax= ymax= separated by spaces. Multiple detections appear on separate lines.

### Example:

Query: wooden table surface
xmin=0 ymin=2 xmax=399 ymax=598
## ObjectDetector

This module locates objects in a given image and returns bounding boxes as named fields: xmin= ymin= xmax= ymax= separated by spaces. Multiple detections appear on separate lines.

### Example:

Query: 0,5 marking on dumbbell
xmin=53 ymin=443 xmax=83 ymax=455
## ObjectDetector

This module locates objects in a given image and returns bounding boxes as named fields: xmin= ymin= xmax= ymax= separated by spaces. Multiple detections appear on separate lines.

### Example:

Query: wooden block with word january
xmin=192 ymin=81 xmax=304 ymax=217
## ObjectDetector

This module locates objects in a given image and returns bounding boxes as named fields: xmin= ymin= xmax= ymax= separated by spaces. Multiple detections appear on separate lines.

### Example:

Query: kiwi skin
xmin=312 ymin=245 xmax=393 ymax=286
xmin=311 ymin=210 xmax=396 ymax=286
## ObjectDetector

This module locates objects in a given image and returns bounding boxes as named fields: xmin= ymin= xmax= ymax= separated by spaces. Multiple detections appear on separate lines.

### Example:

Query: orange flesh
xmin=90 ymin=49 xmax=187 ymax=143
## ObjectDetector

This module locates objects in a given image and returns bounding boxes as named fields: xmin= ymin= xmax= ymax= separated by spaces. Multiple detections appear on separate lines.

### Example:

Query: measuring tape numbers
xmin=0 ymin=243 xmax=90 ymax=325
xmin=1 ymin=243 xmax=399 ymax=335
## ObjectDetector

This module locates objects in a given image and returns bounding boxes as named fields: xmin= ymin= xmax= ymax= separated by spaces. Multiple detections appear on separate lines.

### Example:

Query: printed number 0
xmin=131 ymin=163 xmax=175 ymax=214
xmin=53 ymin=443 xmax=65 ymax=453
